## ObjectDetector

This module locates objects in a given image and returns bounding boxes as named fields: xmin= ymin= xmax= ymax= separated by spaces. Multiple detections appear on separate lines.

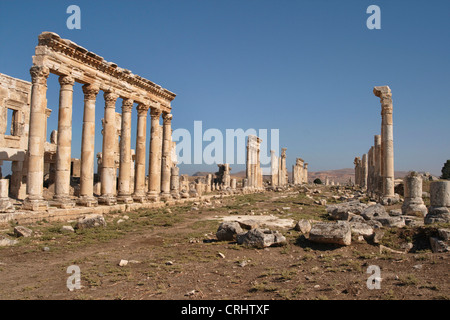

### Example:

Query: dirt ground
xmin=0 ymin=186 xmax=448 ymax=300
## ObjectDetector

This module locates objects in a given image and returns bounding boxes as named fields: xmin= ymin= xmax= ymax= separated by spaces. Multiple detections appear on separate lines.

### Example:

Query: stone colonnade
xmin=292 ymin=158 xmax=308 ymax=185
xmin=23 ymin=32 xmax=178 ymax=211
xmin=354 ymin=86 xmax=398 ymax=204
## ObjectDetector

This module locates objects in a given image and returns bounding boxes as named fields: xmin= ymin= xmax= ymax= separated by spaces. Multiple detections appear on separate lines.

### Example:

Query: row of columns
xmin=24 ymin=65 xmax=176 ymax=211
xmin=353 ymin=86 xmax=398 ymax=204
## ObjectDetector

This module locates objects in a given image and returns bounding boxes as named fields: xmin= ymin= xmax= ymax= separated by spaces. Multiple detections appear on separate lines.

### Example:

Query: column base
xmin=23 ymin=198 xmax=48 ymax=211
xmin=52 ymin=195 xmax=76 ymax=209
xmin=117 ymin=194 xmax=134 ymax=204
xmin=132 ymin=194 xmax=148 ymax=203
xmin=0 ymin=198 xmax=15 ymax=213
xmin=98 ymin=194 xmax=117 ymax=206
xmin=171 ymin=192 xmax=180 ymax=200
xmin=77 ymin=196 xmax=98 ymax=207
xmin=146 ymin=192 xmax=160 ymax=202
xmin=380 ymin=194 xmax=400 ymax=205
xmin=160 ymin=192 xmax=172 ymax=201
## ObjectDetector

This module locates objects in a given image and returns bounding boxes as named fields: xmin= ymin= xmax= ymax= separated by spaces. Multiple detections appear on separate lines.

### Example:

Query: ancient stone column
xmin=24 ymin=66 xmax=50 ymax=211
xmin=303 ymin=163 xmax=308 ymax=184
xmin=367 ymin=146 xmax=375 ymax=197
xmin=78 ymin=85 xmax=99 ymax=206
xmin=160 ymin=112 xmax=173 ymax=200
xmin=117 ymin=98 xmax=134 ymax=204
xmin=53 ymin=75 xmax=75 ymax=208
xmin=98 ymin=91 xmax=118 ymax=205
xmin=206 ymin=174 xmax=212 ymax=193
xmin=354 ymin=157 xmax=361 ymax=187
xmin=147 ymin=108 xmax=162 ymax=201
xmin=170 ymin=166 xmax=180 ymax=199
xmin=231 ymin=178 xmax=237 ymax=190
xmin=280 ymin=148 xmax=287 ymax=186
xmin=270 ymin=150 xmax=278 ymax=188
xmin=361 ymin=154 xmax=368 ymax=190
xmin=374 ymin=86 xmax=397 ymax=204
xmin=425 ymin=181 xmax=450 ymax=224
xmin=132 ymin=103 xmax=149 ymax=203
xmin=374 ymin=135 xmax=382 ymax=196
xmin=0 ymin=179 xmax=14 ymax=213
xmin=402 ymin=171 xmax=427 ymax=216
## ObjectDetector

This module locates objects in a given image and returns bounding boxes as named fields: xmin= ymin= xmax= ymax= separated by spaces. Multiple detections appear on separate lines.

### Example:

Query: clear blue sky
xmin=1 ymin=0 xmax=449 ymax=176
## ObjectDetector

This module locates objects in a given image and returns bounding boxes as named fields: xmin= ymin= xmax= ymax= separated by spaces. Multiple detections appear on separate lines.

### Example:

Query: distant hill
xmin=192 ymin=169 xmax=428 ymax=184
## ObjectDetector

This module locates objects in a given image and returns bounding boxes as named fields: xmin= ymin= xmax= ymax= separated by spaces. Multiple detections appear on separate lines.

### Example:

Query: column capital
xmin=104 ymin=91 xmax=118 ymax=108
xmin=374 ymin=86 xmax=393 ymax=113
xmin=121 ymin=98 xmax=134 ymax=113
xmin=30 ymin=65 xmax=50 ymax=85
xmin=150 ymin=108 xmax=162 ymax=119
xmin=162 ymin=112 xmax=173 ymax=124
xmin=137 ymin=103 xmax=150 ymax=116
xmin=58 ymin=75 xmax=75 ymax=86
xmin=82 ymin=84 xmax=100 ymax=100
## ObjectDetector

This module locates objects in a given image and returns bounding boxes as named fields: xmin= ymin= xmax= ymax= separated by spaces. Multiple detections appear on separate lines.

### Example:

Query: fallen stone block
xmin=0 ymin=235 xmax=18 ymax=247
xmin=374 ymin=216 xmax=405 ymax=228
xmin=308 ymin=221 xmax=352 ymax=246
xmin=236 ymin=228 xmax=286 ymax=248
xmin=349 ymin=222 xmax=374 ymax=236
xmin=294 ymin=219 xmax=311 ymax=234
xmin=361 ymin=204 xmax=389 ymax=220
xmin=216 ymin=221 xmax=244 ymax=241
xmin=237 ymin=219 xmax=259 ymax=230
xmin=429 ymin=237 xmax=449 ymax=253
xmin=14 ymin=226 xmax=33 ymax=238
xmin=75 ymin=214 xmax=107 ymax=230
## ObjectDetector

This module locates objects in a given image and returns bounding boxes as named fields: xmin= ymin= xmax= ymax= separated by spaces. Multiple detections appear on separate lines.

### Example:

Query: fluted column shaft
xmin=133 ymin=104 xmax=149 ymax=202
xmin=147 ymin=108 xmax=162 ymax=200
xmin=24 ymin=66 xmax=50 ymax=211
xmin=160 ymin=112 xmax=173 ymax=199
xmin=78 ymin=84 xmax=99 ymax=206
xmin=54 ymin=75 xmax=75 ymax=206
xmin=117 ymin=98 xmax=134 ymax=203
xmin=99 ymin=91 xmax=118 ymax=205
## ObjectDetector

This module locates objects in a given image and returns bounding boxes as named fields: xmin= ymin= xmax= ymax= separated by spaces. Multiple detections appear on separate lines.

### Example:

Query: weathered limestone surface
xmin=237 ymin=228 xmax=287 ymax=248
xmin=246 ymin=135 xmax=263 ymax=190
xmin=0 ymin=73 xmax=30 ymax=200
xmin=133 ymin=104 xmax=149 ymax=203
xmin=98 ymin=92 xmax=118 ymax=206
xmin=148 ymin=108 xmax=162 ymax=201
xmin=402 ymin=171 xmax=427 ymax=216
xmin=425 ymin=181 xmax=450 ymax=224
xmin=117 ymin=99 xmax=134 ymax=204
xmin=374 ymin=86 xmax=398 ymax=204
xmin=309 ymin=221 xmax=352 ymax=246
xmin=23 ymin=66 xmax=50 ymax=211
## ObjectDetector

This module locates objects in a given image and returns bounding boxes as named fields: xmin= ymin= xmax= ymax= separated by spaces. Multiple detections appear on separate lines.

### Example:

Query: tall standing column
xmin=303 ymin=163 xmax=308 ymax=184
xmin=270 ymin=150 xmax=278 ymax=188
xmin=361 ymin=153 xmax=368 ymax=190
xmin=78 ymin=84 xmax=99 ymax=207
xmin=133 ymin=103 xmax=149 ymax=203
xmin=374 ymin=135 xmax=382 ymax=196
xmin=99 ymin=91 xmax=118 ymax=205
xmin=160 ymin=112 xmax=173 ymax=200
xmin=117 ymin=98 xmax=134 ymax=203
xmin=24 ymin=66 xmax=50 ymax=211
xmin=374 ymin=86 xmax=398 ymax=204
xmin=147 ymin=108 xmax=162 ymax=201
xmin=53 ymin=75 xmax=75 ymax=208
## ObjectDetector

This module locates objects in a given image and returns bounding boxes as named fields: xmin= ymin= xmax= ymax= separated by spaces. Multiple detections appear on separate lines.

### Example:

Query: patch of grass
xmin=250 ymin=283 xmax=278 ymax=293
xmin=398 ymin=274 xmax=419 ymax=286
